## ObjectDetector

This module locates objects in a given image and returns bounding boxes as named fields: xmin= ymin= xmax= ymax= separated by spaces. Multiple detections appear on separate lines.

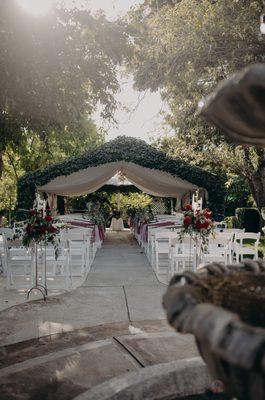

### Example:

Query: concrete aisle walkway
xmin=83 ymin=231 xmax=166 ymax=321
xmin=0 ymin=231 xmax=167 ymax=346
xmin=0 ymin=231 xmax=199 ymax=400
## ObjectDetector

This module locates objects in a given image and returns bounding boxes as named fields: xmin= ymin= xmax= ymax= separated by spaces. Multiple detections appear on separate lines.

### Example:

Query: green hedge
xmin=235 ymin=208 xmax=261 ymax=232
xmin=17 ymin=136 xmax=226 ymax=219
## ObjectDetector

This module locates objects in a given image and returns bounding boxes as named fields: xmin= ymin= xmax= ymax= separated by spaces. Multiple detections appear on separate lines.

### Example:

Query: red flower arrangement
xmin=22 ymin=208 xmax=60 ymax=251
xmin=180 ymin=204 xmax=215 ymax=245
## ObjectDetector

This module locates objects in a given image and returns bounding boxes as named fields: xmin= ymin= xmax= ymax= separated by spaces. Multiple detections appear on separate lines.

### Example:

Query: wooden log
xmin=163 ymin=261 xmax=265 ymax=400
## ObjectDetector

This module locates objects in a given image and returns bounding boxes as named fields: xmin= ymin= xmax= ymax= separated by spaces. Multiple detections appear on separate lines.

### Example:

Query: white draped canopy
xmin=38 ymin=161 xmax=198 ymax=198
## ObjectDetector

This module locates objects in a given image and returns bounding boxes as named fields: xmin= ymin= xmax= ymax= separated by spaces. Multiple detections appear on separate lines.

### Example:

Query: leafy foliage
xmin=125 ymin=0 xmax=265 ymax=210
xmin=0 ymin=119 xmax=104 ymax=214
xmin=235 ymin=208 xmax=261 ymax=233
xmin=0 ymin=0 xmax=129 ymax=185
xmin=225 ymin=175 xmax=253 ymax=216
xmin=0 ymin=154 xmax=18 ymax=213
xmin=17 ymin=136 xmax=225 ymax=219
xmin=0 ymin=0 xmax=128 ymax=214
xmin=0 ymin=0 xmax=128 ymax=133
xmin=110 ymin=192 xmax=153 ymax=217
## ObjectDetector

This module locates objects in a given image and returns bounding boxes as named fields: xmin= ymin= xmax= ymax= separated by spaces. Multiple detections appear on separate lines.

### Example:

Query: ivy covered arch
xmin=17 ymin=136 xmax=225 ymax=218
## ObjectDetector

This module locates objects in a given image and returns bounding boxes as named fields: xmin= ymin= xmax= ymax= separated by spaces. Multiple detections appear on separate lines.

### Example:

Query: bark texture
xmin=163 ymin=261 xmax=265 ymax=400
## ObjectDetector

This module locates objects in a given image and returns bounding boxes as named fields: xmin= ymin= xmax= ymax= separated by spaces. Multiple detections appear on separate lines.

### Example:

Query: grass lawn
xmin=244 ymin=237 xmax=265 ymax=259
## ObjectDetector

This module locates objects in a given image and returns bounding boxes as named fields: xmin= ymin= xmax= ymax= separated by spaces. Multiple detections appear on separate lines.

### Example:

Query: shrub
xmin=225 ymin=175 xmax=253 ymax=216
xmin=225 ymin=216 xmax=239 ymax=229
xmin=235 ymin=208 xmax=261 ymax=233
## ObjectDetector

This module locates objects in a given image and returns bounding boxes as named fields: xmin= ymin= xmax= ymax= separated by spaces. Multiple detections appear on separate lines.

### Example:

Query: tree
xmin=0 ymin=118 xmax=104 ymax=214
xmin=126 ymin=0 xmax=265 ymax=211
xmin=0 ymin=0 xmax=129 ymax=173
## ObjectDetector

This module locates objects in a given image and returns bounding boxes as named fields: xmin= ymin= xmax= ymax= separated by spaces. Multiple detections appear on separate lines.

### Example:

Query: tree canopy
xmin=125 ymin=0 xmax=265 ymax=211
xmin=0 ymin=0 xmax=129 ymax=214
xmin=0 ymin=1 xmax=128 ymax=140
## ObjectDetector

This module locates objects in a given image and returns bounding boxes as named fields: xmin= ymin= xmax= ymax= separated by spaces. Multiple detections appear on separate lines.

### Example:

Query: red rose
xmin=45 ymin=215 xmax=53 ymax=222
xmin=196 ymin=220 xmax=209 ymax=230
xmin=203 ymin=221 xmax=210 ymax=229
xmin=48 ymin=225 xmax=57 ymax=233
xmin=184 ymin=216 xmax=192 ymax=226
xmin=204 ymin=210 xmax=212 ymax=218
xmin=29 ymin=209 xmax=37 ymax=216
xmin=195 ymin=220 xmax=202 ymax=229
xmin=26 ymin=224 xmax=32 ymax=233
xmin=185 ymin=204 xmax=193 ymax=211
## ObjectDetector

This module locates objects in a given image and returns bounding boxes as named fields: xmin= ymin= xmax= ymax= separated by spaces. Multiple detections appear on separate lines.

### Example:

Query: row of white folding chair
xmin=4 ymin=239 xmax=71 ymax=290
xmin=169 ymin=233 xmax=234 ymax=279
xmin=3 ymin=226 xmax=94 ymax=289
xmin=215 ymin=229 xmax=259 ymax=262
xmin=4 ymin=234 xmax=82 ymax=290
xmin=200 ymin=231 xmax=260 ymax=269
xmin=169 ymin=231 xmax=260 ymax=279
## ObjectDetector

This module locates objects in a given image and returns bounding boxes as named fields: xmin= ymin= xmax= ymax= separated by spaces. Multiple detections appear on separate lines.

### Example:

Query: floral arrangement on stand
xmin=14 ymin=206 xmax=62 ymax=299
xmin=21 ymin=207 xmax=60 ymax=257
xmin=180 ymin=204 xmax=215 ymax=250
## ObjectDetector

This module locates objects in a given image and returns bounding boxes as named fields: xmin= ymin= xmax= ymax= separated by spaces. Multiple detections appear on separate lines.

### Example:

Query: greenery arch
xmin=17 ymin=136 xmax=225 ymax=218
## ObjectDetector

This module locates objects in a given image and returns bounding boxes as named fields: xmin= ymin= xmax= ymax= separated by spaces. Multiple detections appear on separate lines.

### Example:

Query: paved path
xmin=0 ymin=231 xmax=167 ymax=346
xmin=83 ymin=231 xmax=166 ymax=321
xmin=0 ymin=232 xmax=199 ymax=400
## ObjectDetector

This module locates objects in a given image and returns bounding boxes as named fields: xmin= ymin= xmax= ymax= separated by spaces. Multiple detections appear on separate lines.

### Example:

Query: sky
xmin=86 ymin=0 xmax=169 ymax=143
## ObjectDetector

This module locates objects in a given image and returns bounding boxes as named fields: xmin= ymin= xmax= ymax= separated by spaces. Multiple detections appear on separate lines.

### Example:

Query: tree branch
xmin=6 ymin=151 xmax=19 ymax=181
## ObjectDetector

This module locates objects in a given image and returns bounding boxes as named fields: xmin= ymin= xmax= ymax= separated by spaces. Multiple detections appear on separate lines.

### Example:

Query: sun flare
xmin=17 ymin=0 xmax=53 ymax=15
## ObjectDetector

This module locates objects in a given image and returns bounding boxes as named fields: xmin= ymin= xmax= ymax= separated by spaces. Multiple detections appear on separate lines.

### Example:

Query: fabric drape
xmin=38 ymin=161 xmax=198 ymax=198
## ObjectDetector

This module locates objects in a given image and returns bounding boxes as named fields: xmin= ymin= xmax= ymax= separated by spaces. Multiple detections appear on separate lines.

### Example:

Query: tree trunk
xmin=0 ymin=152 xmax=3 ymax=178
xmin=247 ymin=169 xmax=265 ymax=210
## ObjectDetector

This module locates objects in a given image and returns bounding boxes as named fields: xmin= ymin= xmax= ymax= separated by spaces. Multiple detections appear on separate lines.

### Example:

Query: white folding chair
xmin=202 ymin=233 xmax=233 ymax=265
xmin=169 ymin=236 xmax=195 ymax=278
xmin=4 ymin=237 xmax=34 ymax=290
xmin=148 ymin=227 xmax=179 ymax=265
xmin=0 ymin=234 xmax=6 ymax=275
xmin=223 ymin=229 xmax=245 ymax=260
xmin=0 ymin=228 xmax=14 ymax=239
xmin=42 ymin=243 xmax=71 ymax=290
xmin=61 ymin=228 xmax=93 ymax=267
xmin=234 ymin=232 xmax=260 ymax=263
xmin=154 ymin=231 xmax=178 ymax=273
xmin=67 ymin=239 xmax=88 ymax=277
